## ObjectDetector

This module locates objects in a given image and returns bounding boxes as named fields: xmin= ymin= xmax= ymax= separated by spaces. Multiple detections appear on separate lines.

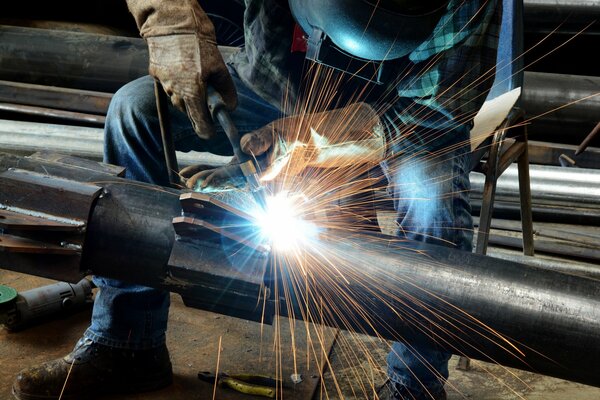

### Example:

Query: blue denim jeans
xmin=381 ymin=148 xmax=474 ymax=394
xmin=90 ymin=69 xmax=473 ymax=396
xmin=86 ymin=71 xmax=280 ymax=349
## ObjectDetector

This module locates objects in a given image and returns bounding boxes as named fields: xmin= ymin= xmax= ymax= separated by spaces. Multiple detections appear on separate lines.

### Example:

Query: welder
xmin=12 ymin=1 xmax=501 ymax=399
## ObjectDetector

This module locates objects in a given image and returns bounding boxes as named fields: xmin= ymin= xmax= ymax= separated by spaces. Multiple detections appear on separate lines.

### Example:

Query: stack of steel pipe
xmin=470 ymin=164 xmax=600 ymax=224
xmin=471 ymin=163 xmax=600 ymax=261
xmin=0 ymin=24 xmax=599 ymax=145
xmin=0 ymin=25 xmax=238 ymax=127
xmin=471 ymin=164 xmax=600 ymax=210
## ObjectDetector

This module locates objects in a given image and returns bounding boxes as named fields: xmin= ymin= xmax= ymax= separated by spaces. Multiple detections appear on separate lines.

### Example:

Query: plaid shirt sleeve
xmin=382 ymin=0 xmax=502 ymax=155
xmin=229 ymin=0 xmax=299 ymax=111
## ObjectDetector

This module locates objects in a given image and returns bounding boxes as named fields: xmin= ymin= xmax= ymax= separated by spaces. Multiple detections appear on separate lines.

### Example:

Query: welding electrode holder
xmin=206 ymin=86 xmax=268 ymax=208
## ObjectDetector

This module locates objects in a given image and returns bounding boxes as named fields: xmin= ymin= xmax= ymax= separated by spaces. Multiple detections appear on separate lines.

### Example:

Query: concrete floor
xmin=2 ymin=270 xmax=600 ymax=400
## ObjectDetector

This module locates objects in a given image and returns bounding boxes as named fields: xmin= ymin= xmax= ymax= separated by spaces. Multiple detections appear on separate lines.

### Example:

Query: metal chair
xmin=469 ymin=0 xmax=534 ymax=257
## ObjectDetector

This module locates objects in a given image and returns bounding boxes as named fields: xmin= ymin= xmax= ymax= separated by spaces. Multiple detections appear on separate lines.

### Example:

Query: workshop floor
xmin=2 ymin=270 xmax=599 ymax=400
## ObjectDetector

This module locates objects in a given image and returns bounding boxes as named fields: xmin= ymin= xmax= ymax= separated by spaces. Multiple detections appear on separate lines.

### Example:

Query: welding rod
xmin=154 ymin=80 xmax=181 ymax=187
xmin=575 ymin=121 xmax=600 ymax=156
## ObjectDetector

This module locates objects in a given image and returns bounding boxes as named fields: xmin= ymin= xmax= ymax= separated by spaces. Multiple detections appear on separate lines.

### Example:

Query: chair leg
xmin=460 ymin=130 xmax=504 ymax=371
xmin=475 ymin=130 xmax=504 ymax=255
xmin=517 ymin=135 xmax=535 ymax=256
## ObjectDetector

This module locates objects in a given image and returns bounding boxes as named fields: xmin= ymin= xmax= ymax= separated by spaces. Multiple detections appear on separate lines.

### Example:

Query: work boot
xmin=12 ymin=337 xmax=173 ymax=400
xmin=377 ymin=379 xmax=447 ymax=400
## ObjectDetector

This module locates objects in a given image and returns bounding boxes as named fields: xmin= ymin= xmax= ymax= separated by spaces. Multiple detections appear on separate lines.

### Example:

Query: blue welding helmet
xmin=289 ymin=0 xmax=449 ymax=83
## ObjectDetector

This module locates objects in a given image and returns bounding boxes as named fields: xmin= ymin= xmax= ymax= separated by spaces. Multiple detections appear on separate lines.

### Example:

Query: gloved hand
xmin=182 ymin=102 xmax=385 ymax=189
xmin=180 ymin=158 xmax=243 ymax=190
xmin=147 ymin=35 xmax=237 ymax=139
xmin=126 ymin=0 xmax=237 ymax=140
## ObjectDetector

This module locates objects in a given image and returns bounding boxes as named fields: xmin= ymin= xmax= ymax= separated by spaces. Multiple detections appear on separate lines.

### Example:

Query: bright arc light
xmin=255 ymin=192 xmax=318 ymax=251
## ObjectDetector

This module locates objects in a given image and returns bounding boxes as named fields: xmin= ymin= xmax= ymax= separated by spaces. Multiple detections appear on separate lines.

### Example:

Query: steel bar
xmin=575 ymin=121 xmax=600 ymax=155
xmin=154 ymin=80 xmax=180 ymax=187
xmin=516 ymin=134 xmax=535 ymax=256
xmin=1 ymin=151 xmax=600 ymax=387
xmin=0 ymin=102 xmax=105 ymax=125
xmin=475 ymin=129 xmax=504 ymax=255
xmin=0 ymin=80 xmax=112 ymax=115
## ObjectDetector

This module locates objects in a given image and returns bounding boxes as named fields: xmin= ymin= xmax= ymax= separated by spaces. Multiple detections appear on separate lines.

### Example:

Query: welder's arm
xmin=185 ymin=103 xmax=385 ymax=188
xmin=126 ymin=0 xmax=237 ymax=139
xmin=247 ymin=102 xmax=385 ymax=180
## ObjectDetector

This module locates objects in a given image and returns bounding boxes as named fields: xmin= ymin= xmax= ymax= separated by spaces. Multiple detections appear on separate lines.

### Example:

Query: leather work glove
xmin=182 ymin=102 xmax=385 ymax=190
xmin=127 ymin=0 xmax=237 ymax=140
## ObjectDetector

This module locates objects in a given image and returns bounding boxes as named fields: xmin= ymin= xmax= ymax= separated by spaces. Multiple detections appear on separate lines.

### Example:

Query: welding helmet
xmin=289 ymin=0 xmax=449 ymax=83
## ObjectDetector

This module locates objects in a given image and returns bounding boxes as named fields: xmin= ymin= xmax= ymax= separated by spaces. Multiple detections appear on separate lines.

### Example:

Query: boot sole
xmin=12 ymin=368 xmax=173 ymax=400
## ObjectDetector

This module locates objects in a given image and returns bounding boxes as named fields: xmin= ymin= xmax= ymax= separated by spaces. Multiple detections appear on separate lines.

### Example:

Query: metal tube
xmin=470 ymin=164 xmax=600 ymax=209
xmin=0 ymin=25 xmax=240 ymax=93
xmin=1 ymin=152 xmax=600 ymax=387
xmin=0 ymin=25 xmax=148 ymax=92
xmin=471 ymin=200 xmax=600 ymax=225
xmin=524 ymin=0 xmax=600 ymax=33
xmin=0 ymin=118 xmax=231 ymax=167
xmin=276 ymin=233 xmax=600 ymax=387
xmin=522 ymin=72 xmax=600 ymax=145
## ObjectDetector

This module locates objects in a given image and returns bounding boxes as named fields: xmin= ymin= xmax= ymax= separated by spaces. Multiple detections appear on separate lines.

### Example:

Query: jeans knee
xmin=105 ymin=77 xmax=156 ymax=146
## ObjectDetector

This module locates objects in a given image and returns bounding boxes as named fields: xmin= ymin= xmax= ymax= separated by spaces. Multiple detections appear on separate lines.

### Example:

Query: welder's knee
xmin=105 ymin=76 xmax=157 ymax=146
xmin=385 ymin=153 xmax=473 ymax=250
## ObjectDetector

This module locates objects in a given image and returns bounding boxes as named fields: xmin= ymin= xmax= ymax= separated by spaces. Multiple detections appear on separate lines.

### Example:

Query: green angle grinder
xmin=0 ymin=279 xmax=93 ymax=330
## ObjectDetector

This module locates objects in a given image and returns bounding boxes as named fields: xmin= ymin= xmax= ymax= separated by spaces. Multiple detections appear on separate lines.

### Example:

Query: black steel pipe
xmin=524 ymin=0 xmax=600 ymax=34
xmin=276 ymin=233 xmax=600 ymax=387
xmin=0 ymin=25 xmax=238 ymax=93
xmin=1 ymin=152 xmax=600 ymax=387
xmin=522 ymin=72 xmax=600 ymax=145
xmin=0 ymin=25 xmax=149 ymax=93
